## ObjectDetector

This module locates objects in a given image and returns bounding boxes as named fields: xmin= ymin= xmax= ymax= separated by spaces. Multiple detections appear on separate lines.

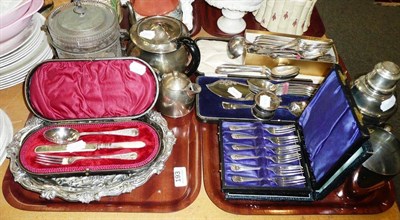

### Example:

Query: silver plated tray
xmin=7 ymin=110 xmax=176 ymax=203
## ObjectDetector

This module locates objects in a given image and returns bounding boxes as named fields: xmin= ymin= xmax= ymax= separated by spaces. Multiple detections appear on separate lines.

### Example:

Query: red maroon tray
xmin=3 ymin=111 xmax=201 ymax=212
xmin=200 ymin=122 xmax=395 ymax=215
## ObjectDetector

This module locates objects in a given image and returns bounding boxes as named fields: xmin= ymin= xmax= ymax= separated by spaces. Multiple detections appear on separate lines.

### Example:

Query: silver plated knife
xmin=34 ymin=141 xmax=146 ymax=153
xmin=206 ymin=79 xmax=254 ymax=101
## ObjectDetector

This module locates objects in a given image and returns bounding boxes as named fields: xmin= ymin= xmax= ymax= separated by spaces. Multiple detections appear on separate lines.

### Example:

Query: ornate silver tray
xmin=7 ymin=110 xmax=176 ymax=203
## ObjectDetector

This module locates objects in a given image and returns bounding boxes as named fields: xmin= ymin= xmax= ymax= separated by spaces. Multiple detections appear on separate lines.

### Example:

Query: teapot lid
xmin=47 ymin=0 xmax=119 ymax=51
xmin=130 ymin=16 xmax=189 ymax=53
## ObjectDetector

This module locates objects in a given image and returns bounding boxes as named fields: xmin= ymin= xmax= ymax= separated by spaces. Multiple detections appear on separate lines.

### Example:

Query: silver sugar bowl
xmin=351 ymin=61 xmax=400 ymax=125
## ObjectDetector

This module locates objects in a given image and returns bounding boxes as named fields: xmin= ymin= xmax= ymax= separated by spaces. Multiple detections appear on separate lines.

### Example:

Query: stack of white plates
xmin=0 ymin=109 xmax=13 ymax=165
xmin=0 ymin=12 xmax=53 ymax=90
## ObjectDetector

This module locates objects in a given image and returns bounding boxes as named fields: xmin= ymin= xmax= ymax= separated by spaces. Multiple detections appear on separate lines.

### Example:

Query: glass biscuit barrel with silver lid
xmin=46 ymin=0 xmax=122 ymax=58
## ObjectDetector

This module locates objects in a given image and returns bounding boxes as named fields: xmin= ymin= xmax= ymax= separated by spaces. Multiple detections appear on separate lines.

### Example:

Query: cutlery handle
xmin=98 ymin=152 xmax=138 ymax=160
xmin=99 ymin=141 xmax=146 ymax=149
xmin=80 ymin=128 xmax=139 ymax=137
xmin=216 ymin=64 xmax=264 ymax=74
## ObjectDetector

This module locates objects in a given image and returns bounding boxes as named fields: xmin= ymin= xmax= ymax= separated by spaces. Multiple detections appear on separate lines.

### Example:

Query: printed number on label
xmin=173 ymin=167 xmax=188 ymax=187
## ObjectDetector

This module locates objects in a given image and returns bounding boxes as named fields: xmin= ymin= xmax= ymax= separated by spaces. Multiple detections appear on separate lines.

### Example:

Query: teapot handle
xmin=176 ymin=37 xmax=201 ymax=76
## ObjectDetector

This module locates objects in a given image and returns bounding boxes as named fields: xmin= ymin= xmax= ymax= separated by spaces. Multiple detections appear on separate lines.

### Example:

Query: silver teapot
xmin=129 ymin=16 xmax=200 ymax=76
xmin=351 ymin=61 xmax=400 ymax=125
xmin=157 ymin=71 xmax=201 ymax=118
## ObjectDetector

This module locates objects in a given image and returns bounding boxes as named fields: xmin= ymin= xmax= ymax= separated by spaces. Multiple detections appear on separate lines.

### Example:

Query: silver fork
xmin=230 ymin=164 xmax=304 ymax=176
xmin=230 ymin=153 xmax=301 ymax=164
xmin=231 ymin=133 xmax=299 ymax=145
xmin=264 ymin=125 xmax=296 ymax=135
xmin=231 ymin=175 xmax=306 ymax=186
xmin=36 ymin=152 xmax=138 ymax=165
xmin=249 ymin=84 xmax=316 ymax=97
xmin=266 ymin=135 xmax=299 ymax=145
xmin=228 ymin=125 xmax=296 ymax=135
xmin=231 ymin=144 xmax=301 ymax=154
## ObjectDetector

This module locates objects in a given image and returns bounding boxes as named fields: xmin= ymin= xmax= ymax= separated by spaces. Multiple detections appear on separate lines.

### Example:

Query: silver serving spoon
xmin=43 ymin=127 xmax=139 ymax=144
xmin=215 ymin=64 xmax=300 ymax=81
xmin=227 ymin=35 xmax=271 ymax=59
xmin=227 ymin=35 xmax=248 ymax=59
xmin=221 ymin=101 xmax=308 ymax=117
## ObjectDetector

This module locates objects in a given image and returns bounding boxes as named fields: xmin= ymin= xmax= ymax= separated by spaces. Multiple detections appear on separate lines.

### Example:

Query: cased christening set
xmin=7 ymin=58 xmax=176 ymax=202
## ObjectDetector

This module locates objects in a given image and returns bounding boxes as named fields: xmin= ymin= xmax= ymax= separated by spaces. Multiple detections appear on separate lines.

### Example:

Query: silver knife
xmin=34 ymin=141 xmax=146 ymax=153
xmin=206 ymin=79 xmax=254 ymax=101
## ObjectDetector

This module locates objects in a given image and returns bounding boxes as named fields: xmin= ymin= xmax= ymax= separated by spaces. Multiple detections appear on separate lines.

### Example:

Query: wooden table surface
xmin=1 ymin=0 xmax=399 ymax=219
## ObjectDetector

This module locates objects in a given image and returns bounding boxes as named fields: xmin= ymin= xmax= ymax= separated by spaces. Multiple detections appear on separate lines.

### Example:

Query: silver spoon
xmin=215 ymin=64 xmax=300 ymax=81
xmin=221 ymin=101 xmax=308 ymax=117
xmin=280 ymin=101 xmax=308 ymax=117
xmin=43 ymin=127 xmax=139 ymax=144
xmin=227 ymin=35 xmax=248 ymax=59
xmin=227 ymin=35 xmax=273 ymax=59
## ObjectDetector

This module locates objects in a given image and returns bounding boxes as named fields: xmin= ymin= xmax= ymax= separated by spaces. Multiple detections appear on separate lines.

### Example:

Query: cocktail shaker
xmin=351 ymin=61 xmax=400 ymax=126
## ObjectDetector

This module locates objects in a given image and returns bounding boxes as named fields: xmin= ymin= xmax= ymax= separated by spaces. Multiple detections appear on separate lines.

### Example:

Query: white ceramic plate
xmin=0 ymin=109 xmax=13 ymax=165
xmin=0 ymin=36 xmax=53 ymax=89
xmin=0 ymin=48 xmax=53 ymax=90
xmin=0 ymin=30 xmax=43 ymax=68
xmin=0 ymin=33 xmax=51 ymax=77
xmin=0 ymin=13 xmax=44 ymax=57
xmin=0 ymin=0 xmax=24 ymax=15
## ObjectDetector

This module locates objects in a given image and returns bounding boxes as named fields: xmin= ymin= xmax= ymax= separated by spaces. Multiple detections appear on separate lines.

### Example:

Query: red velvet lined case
xmin=20 ymin=58 xmax=162 ymax=176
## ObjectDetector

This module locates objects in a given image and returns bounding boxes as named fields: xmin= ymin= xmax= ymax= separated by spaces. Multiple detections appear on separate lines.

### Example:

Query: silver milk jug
xmin=157 ymin=71 xmax=201 ymax=118
xmin=351 ymin=61 xmax=400 ymax=125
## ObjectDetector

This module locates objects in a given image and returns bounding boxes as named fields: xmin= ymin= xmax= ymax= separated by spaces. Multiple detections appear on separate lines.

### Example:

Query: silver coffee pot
xmin=351 ymin=61 xmax=400 ymax=125
xmin=157 ymin=71 xmax=202 ymax=118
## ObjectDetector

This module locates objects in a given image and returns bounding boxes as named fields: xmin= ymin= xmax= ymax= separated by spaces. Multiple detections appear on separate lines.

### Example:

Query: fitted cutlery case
xmin=196 ymin=76 xmax=314 ymax=122
xmin=18 ymin=58 xmax=174 ymax=177
xmin=244 ymin=30 xmax=339 ymax=77
xmin=195 ymin=36 xmax=331 ymax=122
xmin=218 ymin=65 xmax=372 ymax=201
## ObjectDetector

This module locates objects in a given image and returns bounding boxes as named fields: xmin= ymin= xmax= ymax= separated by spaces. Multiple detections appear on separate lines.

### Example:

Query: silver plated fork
xmin=231 ymin=144 xmax=301 ymax=154
xmin=266 ymin=135 xmax=299 ymax=145
xmin=231 ymin=175 xmax=306 ymax=186
xmin=228 ymin=125 xmax=296 ymax=135
xmin=231 ymin=133 xmax=299 ymax=145
xmin=248 ymin=83 xmax=317 ymax=97
xmin=230 ymin=153 xmax=301 ymax=164
xmin=36 ymin=152 xmax=138 ymax=165
xmin=230 ymin=164 xmax=304 ymax=176
xmin=264 ymin=125 xmax=296 ymax=135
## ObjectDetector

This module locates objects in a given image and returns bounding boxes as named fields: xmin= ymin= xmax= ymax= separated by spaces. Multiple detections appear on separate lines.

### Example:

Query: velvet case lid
xmin=24 ymin=58 xmax=159 ymax=122
xmin=219 ymin=65 xmax=371 ymax=201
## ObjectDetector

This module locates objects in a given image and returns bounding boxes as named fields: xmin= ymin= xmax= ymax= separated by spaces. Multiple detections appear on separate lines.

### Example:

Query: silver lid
xmin=366 ymin=61 xmax=400 ymax=93
xmin=130 ymin=16 xmax=189 ymax=53
xmin=47 ymin=1 xmax=119 ymax=53
xmin=162 ymin=72 xmax=190 ymax=90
